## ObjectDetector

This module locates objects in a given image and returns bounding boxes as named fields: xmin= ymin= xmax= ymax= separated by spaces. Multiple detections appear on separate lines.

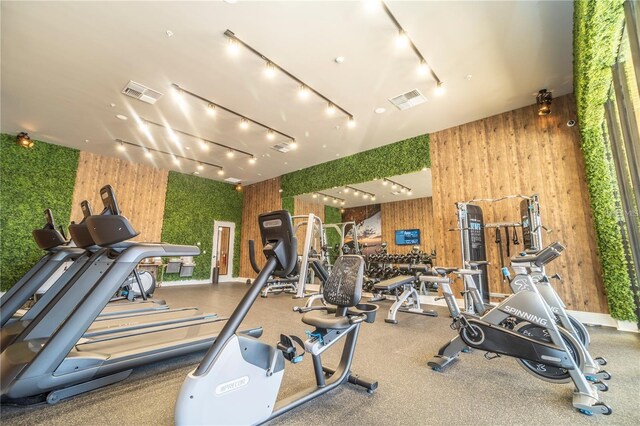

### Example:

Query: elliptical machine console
xmin=175 ymin=210 xmax=379 ymax=425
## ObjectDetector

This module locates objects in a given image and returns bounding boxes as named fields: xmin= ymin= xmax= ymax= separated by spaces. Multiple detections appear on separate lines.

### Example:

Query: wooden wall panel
xmin=430 ymin=94 xmax=608 ymax=313
xmin=70 ymin=152 xmax=168 ymax=242
xmin=239 ymin=178 xmax=282 ymax=278
xmin=381 ymin=197 xmax=435 ymax=254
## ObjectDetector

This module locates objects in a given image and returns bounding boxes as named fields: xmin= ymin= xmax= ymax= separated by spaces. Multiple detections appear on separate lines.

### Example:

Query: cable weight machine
xmin=453 ymin=194 xmax=548 ymax=313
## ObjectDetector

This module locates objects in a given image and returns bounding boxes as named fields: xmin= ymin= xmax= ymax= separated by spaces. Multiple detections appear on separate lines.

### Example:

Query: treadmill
xmin=1 ymin=185 xmax=258 ymax=404
xmin=5 ymin=200 xmax=168 ymax=328
xmin=0 ymin=209 xmax=84 ymax=327
xmin=0 ymin=188 xmax=213 ymax=350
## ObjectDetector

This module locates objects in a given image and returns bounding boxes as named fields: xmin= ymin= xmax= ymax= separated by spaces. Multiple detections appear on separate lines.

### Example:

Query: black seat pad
xmin=302 ymin=310 xmax=352 ymax=330
xmin=374 ymin=275 xmax=414 ymax=291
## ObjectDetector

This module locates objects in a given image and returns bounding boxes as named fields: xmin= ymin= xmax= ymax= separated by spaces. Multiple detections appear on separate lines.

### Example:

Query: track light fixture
xmin=264 ymin=61 xmax=277 ymax=79
xmin=537 ymin=89 xmax=553 ymax=116
xmin=16 ymin=132 xmax=34 ymax=148
xmin=316 ymin=192 xmax=345 ymax=205
xmin=344 ymin=185 xmax=375 ymax=200
xmin=223 ymin=29 xmax=356 ymax=127
xmin=171 ymin=83 xmax=296 ymax=143
xmin=138 ymin=117 xmax=255 ymax=159
xmin=115 ymin=139 xmax=224 ymax=174
xmin=382 ymin=178 xmax=412 ymax=195
xmin=381 ymin=1 xmax=444 ymax=94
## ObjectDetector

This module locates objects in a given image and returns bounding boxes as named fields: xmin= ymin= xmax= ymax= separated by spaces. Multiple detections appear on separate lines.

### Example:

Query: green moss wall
xmin=280 ymin=134 xmax=430 ymax=197
xmin=574 ymin=0 xmax=637 ymax=321
xmin=0 ymin=134 xmax=79 ymax=291
xmin=161 ymin=171 xmax=243 ymax=281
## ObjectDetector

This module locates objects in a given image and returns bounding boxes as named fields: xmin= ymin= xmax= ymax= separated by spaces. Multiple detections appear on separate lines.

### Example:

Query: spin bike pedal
xmin=277 ymin=334 xmax=305 ymax=364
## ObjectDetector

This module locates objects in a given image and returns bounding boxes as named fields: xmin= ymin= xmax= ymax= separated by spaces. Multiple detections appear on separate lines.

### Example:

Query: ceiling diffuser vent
xmin=121 ymin=80 xmax=163 ymax=104
xmin=271 ymin=142 xmax=294 ymax=153
xmin=389 ymin=89 xmax=427 ymax=110
xmin=224 ymin=177 xmax=242 ymax=184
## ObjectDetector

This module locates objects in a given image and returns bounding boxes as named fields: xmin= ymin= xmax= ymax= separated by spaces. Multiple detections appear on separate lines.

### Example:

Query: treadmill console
xmin=44 ymin=208 xmax=55 ymax=229
xmin=33 ymin=209 xmax=67 ymax=250
xmin=80 ymin=200 xmax=93 ymax=219
xmin=100 ymin=185 xmax=120 ymax=215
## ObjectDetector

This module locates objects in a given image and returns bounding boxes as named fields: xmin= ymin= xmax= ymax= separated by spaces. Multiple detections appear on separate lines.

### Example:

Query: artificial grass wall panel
xmin=0 ymin=134 xmax=79 ymax=291
xmin=574 ymin=0 xmax=637 ymax=321
xmin=280 ymin=134 xmax=430 ymax=197
xmin=161 ymin=171 xmax=243 ymax=281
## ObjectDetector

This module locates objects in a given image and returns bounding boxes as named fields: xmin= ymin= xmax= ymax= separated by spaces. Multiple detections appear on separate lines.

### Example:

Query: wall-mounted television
xmin=395 ymin=229 xmax=420 ymax=245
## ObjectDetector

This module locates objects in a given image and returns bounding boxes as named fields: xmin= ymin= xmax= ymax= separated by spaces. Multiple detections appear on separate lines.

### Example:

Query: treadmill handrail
xmin=114 ymin=243 xmax=201 ymax=264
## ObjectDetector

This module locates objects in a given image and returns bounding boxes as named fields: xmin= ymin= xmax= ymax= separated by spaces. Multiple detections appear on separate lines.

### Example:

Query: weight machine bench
xmin=374 ymin=275 xmax=438 ymax=324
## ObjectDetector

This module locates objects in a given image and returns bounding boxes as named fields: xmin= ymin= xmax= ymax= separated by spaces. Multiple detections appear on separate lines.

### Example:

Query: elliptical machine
xmin=428 ymin=243 xmax=611 ymax=416
xmin=175 ymin=210 xmax=379 ymax=425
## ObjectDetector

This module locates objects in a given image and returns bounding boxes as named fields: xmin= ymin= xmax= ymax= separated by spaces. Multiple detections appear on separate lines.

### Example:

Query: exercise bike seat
xmin=302 ymin=310 xmax=352 ymax=330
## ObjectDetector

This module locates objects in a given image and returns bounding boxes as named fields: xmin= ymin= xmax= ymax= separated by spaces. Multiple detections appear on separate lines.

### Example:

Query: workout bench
xmin=373 ymin=275 xmax=438 ymax=324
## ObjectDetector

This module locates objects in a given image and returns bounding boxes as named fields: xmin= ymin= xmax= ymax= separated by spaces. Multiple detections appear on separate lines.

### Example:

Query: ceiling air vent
xmin=121 ymin=80 xmax=163 ymax=104
xmin=271 ymin=142 xmax=294 ymax=153
xmin=389 ymin=89 xmax=427 ymax=111
xmin=224 ymin=177 xmax=242 ymax=184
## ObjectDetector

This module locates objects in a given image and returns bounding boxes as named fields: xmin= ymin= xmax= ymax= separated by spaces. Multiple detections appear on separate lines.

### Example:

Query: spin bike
xmin=428 ymin=243 xmax=611 ymax=416
xmin=175 ymin=210 xmax=379 ymax=425
xmin=430 ymin=243 xmax=610 ymax=383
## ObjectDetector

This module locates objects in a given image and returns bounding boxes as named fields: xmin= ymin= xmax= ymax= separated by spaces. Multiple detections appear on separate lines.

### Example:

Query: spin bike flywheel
xmin=514 ymin=322 xmax=585 ymax=384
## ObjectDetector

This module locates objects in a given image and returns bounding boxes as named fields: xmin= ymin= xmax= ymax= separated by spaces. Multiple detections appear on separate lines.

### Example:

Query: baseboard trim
xmin=160 ymin=279 xmax=211 ymax=287
xmin=161 ymin=277 xmax=247 ymax=287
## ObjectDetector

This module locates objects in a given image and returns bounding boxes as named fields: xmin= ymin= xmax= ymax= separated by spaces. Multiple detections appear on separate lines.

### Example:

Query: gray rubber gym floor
xmin=2 ymin=282 xmax=639 ymax=425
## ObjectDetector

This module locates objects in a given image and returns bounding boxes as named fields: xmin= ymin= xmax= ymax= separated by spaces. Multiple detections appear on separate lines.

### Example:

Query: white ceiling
xmin=296 ymin=169 xmax=432 ymax=208
xmin=0 ymin=1 xmax=574 ymax=185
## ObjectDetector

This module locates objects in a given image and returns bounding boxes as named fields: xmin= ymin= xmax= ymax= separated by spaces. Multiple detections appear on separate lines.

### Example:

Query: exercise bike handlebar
xmin=194 ymin=256 xmax=279 ymax=376
xmin=349 ymin=314 xmax=367 ymax=325
xmin=247 ymin=240 xmax=261 ymax=274
xmin=293 ymin=306 xmax=328 ymax=314
xmin=511 ymin=242 xmax=565 ymax=267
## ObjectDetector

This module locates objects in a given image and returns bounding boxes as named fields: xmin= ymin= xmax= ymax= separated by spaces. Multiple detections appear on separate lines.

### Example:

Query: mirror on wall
xmin=294 ymin=169 xmax=434 ymax=258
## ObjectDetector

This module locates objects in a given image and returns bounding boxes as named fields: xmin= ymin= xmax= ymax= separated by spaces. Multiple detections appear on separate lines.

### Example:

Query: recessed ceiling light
xmin=109 ymin=103 xmax=116 ymax=108
xmin=334 ymin=56 xmax=345 ymax=64
xmin=374 ymin=107 xmax=386 ymax=114
xmin=185 ymin=146 xmax=191 ymax=150
xmin=84 ymin=139 xmax=89 ymax=143
xmin=165 ymin=30 xmax=174 ymax=37
xmin=115 ymin=114 xmax=128 ymax=120
xmin=322 ymin=144 xmax=327 ymax=148
xmin=466 ymin=74 xmax=473 ymax=80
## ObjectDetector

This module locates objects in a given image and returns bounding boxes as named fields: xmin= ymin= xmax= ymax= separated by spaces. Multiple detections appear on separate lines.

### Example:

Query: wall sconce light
xmin=537 ymin=89 xmax=553 ymax=116
xmin=235 ymin=183 xmax=243 ymax=192
xmin=16 ymin=132 xmax=34 ymax=148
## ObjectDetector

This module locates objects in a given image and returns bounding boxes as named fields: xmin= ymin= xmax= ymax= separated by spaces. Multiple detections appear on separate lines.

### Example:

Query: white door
xmin=212 ymin=221 xmax=235 ymax=282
